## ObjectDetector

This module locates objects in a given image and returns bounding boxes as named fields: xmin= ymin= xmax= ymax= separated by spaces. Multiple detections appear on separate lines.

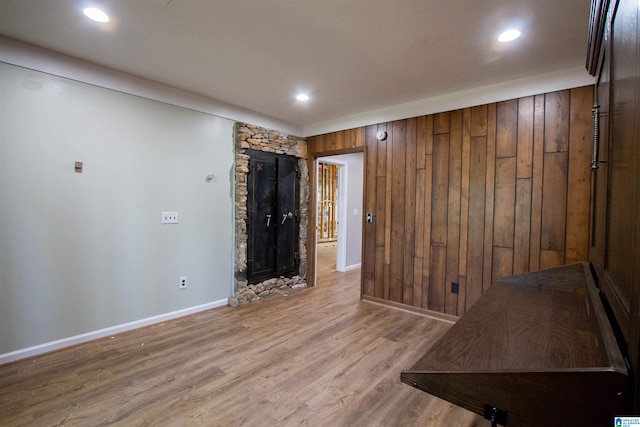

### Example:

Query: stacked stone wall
xmin=229 ymin=123 xmax=308 ymax=307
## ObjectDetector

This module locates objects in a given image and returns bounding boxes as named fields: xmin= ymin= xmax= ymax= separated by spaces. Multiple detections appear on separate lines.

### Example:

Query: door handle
xmin=266 ymin=214 xmax=271 ymax=227
xmin=281 ymin=212 xmax=293 ymax=224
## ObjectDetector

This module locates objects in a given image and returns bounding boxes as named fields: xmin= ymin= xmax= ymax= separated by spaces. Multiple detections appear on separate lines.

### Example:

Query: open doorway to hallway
xmin=315 ymin=153 xmax=364 ymax=285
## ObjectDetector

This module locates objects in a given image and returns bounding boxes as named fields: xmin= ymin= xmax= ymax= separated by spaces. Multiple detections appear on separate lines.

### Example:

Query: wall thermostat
xmin=376 ymin=130 xmax=387 ymax=141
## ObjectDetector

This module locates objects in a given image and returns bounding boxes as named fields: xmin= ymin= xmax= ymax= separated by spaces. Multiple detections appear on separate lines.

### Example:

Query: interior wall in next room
xmin=307 ymin=85 xmax=593 ymax=317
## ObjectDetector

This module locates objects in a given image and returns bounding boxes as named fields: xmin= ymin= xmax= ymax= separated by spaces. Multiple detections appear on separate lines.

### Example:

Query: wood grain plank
xmin=514 ymin=178 xmax=532 ymax=274
xmin=385 ymin=123 xmax=393 ymax=265
xmin=335 ymin=130 xmax=345 ymax=150
xmin=390 ymin=120 xmax=407 ymax=303
xmin=459 ymin=108 xmax=471 ymax=279
xmin=363 ymin=125 xmax=378 ymax=290
xmin=446 ymin=111 xmax=463 ymax=315
xmin=541 ymin=152 xmax=568 ymax=251
xmin=468 ymin=136 xmax=487 ymax=308
xmin=376 ymin=123 xmax=388 ymax=177
xmin=457 ymin=276 xmax=468 ymax=317
xmin=425 ymin=114 xmax=434 ymax=155
xmin=431 ymin=134 xmax=450 ymax=246
xmin=413 ymin=257 xmax=424 ymax=309
xmin=496 ymin=99 xmax=518 ymax=158
xmin=540 ymin=250 xmax=565 ymax=269
xmin=416 ymin=115 xmax=427 ymax=169
xmin=414 ymin=169 xmax=426 ymax=259
xmin=375 ymin=247 xmax=385 ymax=298
xmin=483 ymin=103 xmax=497 ymax=293
xmin=422 ymin=154 xmax=434 ymax=301
xmin=544 ymin=90 xmax=570 ymax=153
xmin=566 ymin=86 xmax=593 ymax=263
xmin=403 ymin=118 xmax=417 ymax=305
xmin=384 ymin=262 xmax=390 ymax=300
xmin=326 ymin=132 xmax=337 ymax=151
xmin=493 ymin=157 xmax=516 ymax=248
xmin=434 ymin=112 xmax=450 ymax=135
xmin=517 ymin=96 xmax=534 ymax=178
xmin=375 ymin=176 xmax=386 ymax=247
xmin=530 ymin=95 xmax=545 ymax=271
xmin=355 ymin=127 xmax=366 ymax=147
xmin=492 ymin=246 xmax=513 ymax=281
xmin=470 ymin=105 xmax=488 ymax=137
xmin=429 ymin=245 xmax=447 ymax=312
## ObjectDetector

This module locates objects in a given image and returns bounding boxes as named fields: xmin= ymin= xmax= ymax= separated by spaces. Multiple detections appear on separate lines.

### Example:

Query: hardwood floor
xmin=0 ymin=246 xmax=487 ymax=426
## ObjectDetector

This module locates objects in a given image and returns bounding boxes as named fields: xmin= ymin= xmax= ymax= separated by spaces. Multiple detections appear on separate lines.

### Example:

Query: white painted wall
xmin=0 ymin=61 xmax=235 ymax=357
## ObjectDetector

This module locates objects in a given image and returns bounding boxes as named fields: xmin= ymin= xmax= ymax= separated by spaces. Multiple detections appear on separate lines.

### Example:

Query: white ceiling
xmin=0 ymin=0 xmax=592 ymax=134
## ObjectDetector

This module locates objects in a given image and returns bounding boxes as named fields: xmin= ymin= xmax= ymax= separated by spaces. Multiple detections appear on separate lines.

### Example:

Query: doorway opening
xmin=315 ymin=153 xmax=364 ymax=285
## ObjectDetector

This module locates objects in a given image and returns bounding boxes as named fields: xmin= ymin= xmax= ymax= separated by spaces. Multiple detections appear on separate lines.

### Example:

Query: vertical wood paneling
xmin=375 ymin=176 xmax=386 ymax=298
xmin=514 ymin=178 xmax=532 ymax=274
xmin=390 ymin=121 xmax=406 ymax=302
xmin=431 ymin=135 xmax=450 ymax=246
xmin=403 ymin=119 xmax=417 ymax=305
xmin=544 ymin=90 xmax=570 ymax=153
xmin=470 ymin=105 xmax=488 ymax=137
xmin=517 ymin=96 xmax=534 ymax=178
xmin=416 ymin=116 xmax=427 ymax=170
xmin=493 ymin=157 xmax=516 ymax=247
xmin=458 ymin=109 xmax=472 ymax=314
xmin=384 ymin=124 xmax=393 ymax=267
xmin=308 ymin=86 xmax=593 ymax=317
xmin=530 ymin=95 xmax=546 ymax=271
xmin=541 ymin=152 xmax=568 ymax=251
xmin=335 ymin=131 xmax=345 ymax=150
xmin=434 ymin=112 xmax=450 ymax=135
xmin=496 ymin=100 xmax=518 ymax=158
xmin=446 ymin=111 xmax=463 ymax=315
xmin=540 ymin=250 xmax=565 ymax=269
xmin=355 ymin=127 xmax=366 ymax=148
xmin=467 ymin=136 xmax=487 ymax=308
xmin=483 ymin=104 xmax=497 ymax=293
xmin=422 ymin=153 xmax=433 ymax=308
xmin=326 ymin=132 xmax=337 ymax=151
xmin=429 ymin=246 xmax=447 ymax=312
xmin=493 ymin=247 xmax=514 ymax=280
xmin=566 ymin=86 xmax=593 ymax=263
xmin=363 ymin=125 xmax=378 ymax=296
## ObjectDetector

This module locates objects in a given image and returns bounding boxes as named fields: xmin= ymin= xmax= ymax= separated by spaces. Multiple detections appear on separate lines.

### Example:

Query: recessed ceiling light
xmin=498 ymin=29 xmax=521 ymax=43
xmin=296 ymin=94 xmax=310 ymax=102
xmin=83 ymin=7 xmax=110 ymax=23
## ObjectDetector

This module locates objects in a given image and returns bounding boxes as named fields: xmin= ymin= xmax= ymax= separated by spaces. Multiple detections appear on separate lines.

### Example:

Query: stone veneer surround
xmin=229 ymin=123 xmax=309 ymax=307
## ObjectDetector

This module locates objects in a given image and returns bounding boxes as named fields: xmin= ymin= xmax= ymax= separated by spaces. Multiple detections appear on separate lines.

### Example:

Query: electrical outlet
xmin=451 ymin=282 xmax=459 ymax=294
xmin=162 ymin=212 xmax=179 ymax=224
xmin=179 ymin=276 xmax=187 ymax=289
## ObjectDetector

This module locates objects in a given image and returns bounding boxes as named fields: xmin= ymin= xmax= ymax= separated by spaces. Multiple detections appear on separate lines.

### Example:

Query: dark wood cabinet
xmin=588 ymin=0 xmax=640 ymax=412
xmin=246 ymin=150 xmax=300 ymax=283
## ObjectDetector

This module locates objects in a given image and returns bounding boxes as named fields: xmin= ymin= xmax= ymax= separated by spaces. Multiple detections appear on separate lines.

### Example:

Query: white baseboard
xmin=0 ymin=299 xmax=228 ymax=365
xmin=345 ymin=263 xmax=361 ymax=271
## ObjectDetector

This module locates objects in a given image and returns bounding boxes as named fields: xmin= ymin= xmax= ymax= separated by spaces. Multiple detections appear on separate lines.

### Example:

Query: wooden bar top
xmin=401 ymin=263 xmax=628 ymax=426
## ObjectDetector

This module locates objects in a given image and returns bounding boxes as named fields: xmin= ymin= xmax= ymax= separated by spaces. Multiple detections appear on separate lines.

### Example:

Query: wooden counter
xmin=401 ymin=263 xmax=628 ymax=426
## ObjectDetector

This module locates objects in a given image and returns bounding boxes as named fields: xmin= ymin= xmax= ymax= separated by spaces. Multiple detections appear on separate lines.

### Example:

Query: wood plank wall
xmin=307 ymin=86 xmax=593 ymax=317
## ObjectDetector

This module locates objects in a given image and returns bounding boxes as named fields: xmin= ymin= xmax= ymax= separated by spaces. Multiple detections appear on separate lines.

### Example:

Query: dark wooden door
xmin=247 ymin=150 xmax=299 ymax=283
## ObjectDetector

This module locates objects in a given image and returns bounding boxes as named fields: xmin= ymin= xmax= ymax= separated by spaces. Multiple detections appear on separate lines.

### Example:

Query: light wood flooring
xmin=0 ymin=244 xmax=487 ymax=426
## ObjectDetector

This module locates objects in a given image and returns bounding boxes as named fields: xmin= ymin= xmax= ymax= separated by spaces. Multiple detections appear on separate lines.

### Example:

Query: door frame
xmin=316 ymin=157 xmax=348 ymax=272
xmin=307 ymin=146 xmax=365 ymax=291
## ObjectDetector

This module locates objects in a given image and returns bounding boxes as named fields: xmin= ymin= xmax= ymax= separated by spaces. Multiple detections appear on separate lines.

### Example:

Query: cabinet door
xmin=246 ymin=150 xmax=299 ymax=283
xmin=276 ymin=155 xmax=299 ymax=276
xmin=247 ymin=152 xmax=277 ymax=282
